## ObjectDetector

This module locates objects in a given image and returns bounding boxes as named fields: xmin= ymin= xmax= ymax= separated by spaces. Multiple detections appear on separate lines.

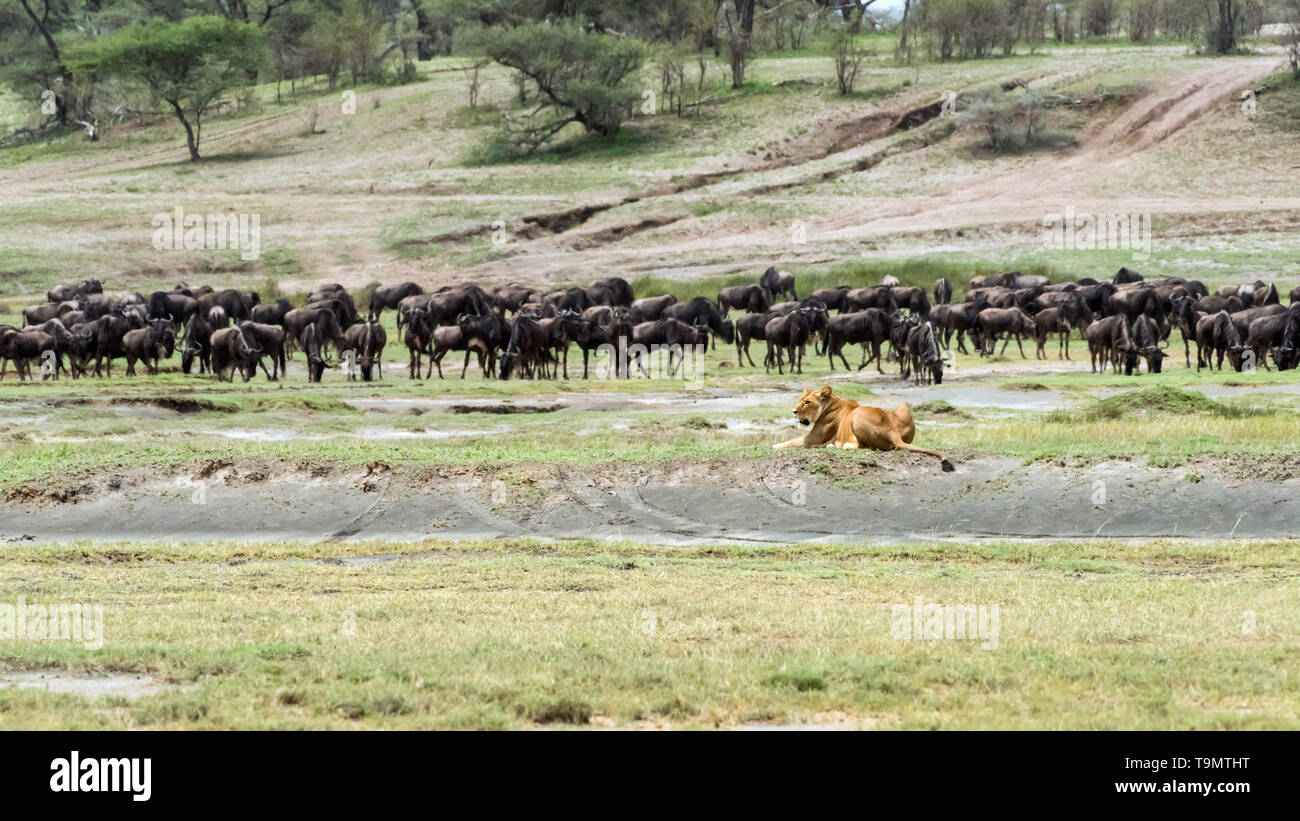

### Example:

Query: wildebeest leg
xmin=1015 ymin=334 xmax=1027 ymax=359
xmin=956 ymin=329 xmax=968 ymax=355
xmin=461 ymin=348 xmax=473 ymax=379
xmin=582 ymin=348 xmax=590 ymax=379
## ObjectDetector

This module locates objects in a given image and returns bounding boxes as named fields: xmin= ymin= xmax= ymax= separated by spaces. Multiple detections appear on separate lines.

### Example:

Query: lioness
xmin=774 ymin=386 xmax=955 ymax=472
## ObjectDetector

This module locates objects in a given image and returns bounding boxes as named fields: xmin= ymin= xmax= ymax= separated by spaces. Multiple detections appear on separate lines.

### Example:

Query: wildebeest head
xmin=792 ymin=386 xmax=834 ymax=427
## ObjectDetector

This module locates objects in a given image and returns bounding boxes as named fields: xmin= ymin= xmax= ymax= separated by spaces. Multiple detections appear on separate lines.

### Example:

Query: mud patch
xmin=0 ymin=669 xmax=175 ymax=700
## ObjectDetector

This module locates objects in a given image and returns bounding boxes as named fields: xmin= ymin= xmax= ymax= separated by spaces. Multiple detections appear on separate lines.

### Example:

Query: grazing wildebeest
xmin=284 ymin=307 xmax=346 ymax=357
xmin=1246 ymin=307 xmax=1300 ymax=371
xmin=251 ymin=298 xmax=294 ymax=326
xmin=717 ymin=285 xmax=769 ymax=315
xmin=536 ymin=310 xmax=582 ymax=380
xmin=499 ymin=314 xmax=550 ymax=380
xmin=1229 ymin=304 xmax=1286 ymax=341
xmin=181 ymin=313 xmax=214 ymax=375
xmin=809 ymin=286 xmax=851 ymax=312
xmin=1196 ymin=310 xmax=1245 ymax=372
xmin=23 ymin=318 xmax=71 ymax=377
xmin=1290 ymin=285 xmax=1300 ymax=305
xmin=369 ymin=282 xmax=423 ymax=321
xmin=763 ymin=309 xmax=811 ymax=375
xmin=968 ymin=272 xmax=1018 ymax=290
xmin=759 ymin=267 xmax=797 ymax=302
xmin=122 ymin=320 xmax=175 ymax=376
xmin=493 ymin=283 xmax=535 ymax=315
xmin=1113 ymin=267 xmax=1144 ymax=284
xmin=663 ymin=297 xmax=734 ymax=350
xmin=403 ymin=307 xmax=434 ymax=379
xmin=822 ymin=309 xmax=895 ymax=373
xmin=300 ymin=324 xmax=329 ymax=382
xmin=933 ymin=278 xmax=953 ymax=305
xmin=458 ymin=312 xmax=510 ymax=379
xmin=343 ymin=321 xmax=386 ymax=381
xmin=210 ymin=326 xmax=262 ymax=382
xmin=975 ymin=307 xmax=1036 ymax=358
xmin=307 ymin=285 xmax=360 ymax=326
xmin=630 ymin=318 xmax=706 ymax=378
xmin=843 ymin=286 xmax=897 ymax=314
xmin=239 ymin=321 xmax=288 ymax=380
xmin=1130 ymin=315 xmax=1166 ymax=373
xmin=905 ymin=322 xmax=944 ymax=385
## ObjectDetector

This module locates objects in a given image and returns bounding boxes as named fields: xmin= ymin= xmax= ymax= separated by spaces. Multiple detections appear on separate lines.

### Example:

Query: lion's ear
xmin=819 ymin=386 xmax=832 ymax=397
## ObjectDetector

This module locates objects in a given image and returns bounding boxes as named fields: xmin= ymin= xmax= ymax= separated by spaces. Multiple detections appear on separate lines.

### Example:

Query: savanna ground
xmin=1 ymin=35 xmax=1299 ymax=728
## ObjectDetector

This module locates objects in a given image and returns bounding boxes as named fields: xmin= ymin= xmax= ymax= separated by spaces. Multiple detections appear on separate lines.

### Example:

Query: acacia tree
xmin=483 ymin=21 xmax=647 ymax=150
xmin=71 ymin=16 xmax=265 ymax=161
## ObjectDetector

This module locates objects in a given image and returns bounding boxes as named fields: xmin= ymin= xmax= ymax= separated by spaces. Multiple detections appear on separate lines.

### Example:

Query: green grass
xmin=1 ymin=536 xmax=1295 ymax=729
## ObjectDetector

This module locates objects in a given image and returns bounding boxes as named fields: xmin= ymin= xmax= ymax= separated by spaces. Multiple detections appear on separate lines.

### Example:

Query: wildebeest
xmin=122 ymin=320 xmax=176 ymax=376
xmin=300 ymin=324 xmax=329 ymax=382
xmin=542 ymin=287 xmax=590 ymax=315
xmin=1245 ymin=307 xmax=1300 ymax=371
xmin=587 ymin=277 xmax=634 ymax=307
xmin=733 ymin=310 xmax=777 ymax=368
xmin=251 ymin=298 xmax=294 ymax=326
xmin=975 ymin=307 xmax=1036 ymax=358
xmin=1195 ymin=310 xmax=1244 ymax=372
xmin=890 ymin=286 xmax=931 ymax=319
xmin=210 ymin=326 xmax=262 ymax=382
xmin=717 ymin=285 xmax=769 ymax=315
xmin=663 ymin=297 xmax=734 ymax=349
xmin=457 ymin=312 xmax=510 ymax=379
xmin=1113 ymin=267 xmax=1144 ymax=284
xmin=499 ymin=314 xmax=549 ymax=380
xmin=843 ymin=286 xmax=897 ymax=314
xmin=570 ymin=313 xmax=633 ymax=379
xmin=1129 ymin=315 xmax=1166 ymax=373
xmin=905 ymin=322 xmax=944 ymax=385
xmin=1085 ymin=316 xmax=1136 ymax=375
xmin=197 ymin=289 xmax=256 ymax=323
xmin=47 ymin=279 xmax=102 ymax=303
xmin=0 ymin=328 xmax=57 ymax=380
xmin=933 ymin=278 xmax=953 ymax=305
xmin=343 ymin=321 xmax=386 ymax=381
xmin=181 ymin=313 xmax=214 ymax=375
xmin=239 ymin=321 xmax=288 ymax=380
xmin=809 ymin=286 xmax=851 ymax=313
xmin=630 ymin=318 xmax=706 ymax=378
xmin=759 ymin=267 xmax=797 ymax=302
xmin=822 ymin=309 xmax=894 ymax=372
xmin=763 ymin=309 xmax=811 ymax=375
xmin=23 ymin=300 xmax=80 ymax=326
xmin=146 ymin=290 xmax=198 ymax=326
xmin=284 ymin=307 xmax=346 ymax=357
xmin=493 ymin=283 xmax=535 ymax=315
xmin=930 ymin=300 xmax=984 ymax=355
xmin=370 ymin=282 xmax=423 ymax=321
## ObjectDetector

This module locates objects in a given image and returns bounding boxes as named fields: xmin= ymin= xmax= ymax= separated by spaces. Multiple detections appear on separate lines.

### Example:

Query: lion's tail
xmin=888 ymin=404 xmax=954 ymax=472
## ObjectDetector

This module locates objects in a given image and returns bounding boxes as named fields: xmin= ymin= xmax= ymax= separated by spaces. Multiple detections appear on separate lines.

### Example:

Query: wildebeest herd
xmin=3 ymin=265 xmax=1297 ymax=383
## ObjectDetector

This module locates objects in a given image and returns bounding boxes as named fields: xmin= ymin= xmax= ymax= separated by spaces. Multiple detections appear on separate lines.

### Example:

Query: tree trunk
xmin=169 ymin=100 xmax=201 ymax=162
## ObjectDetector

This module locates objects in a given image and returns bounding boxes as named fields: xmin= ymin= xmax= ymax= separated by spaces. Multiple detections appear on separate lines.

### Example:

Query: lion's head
xmin=793 ymin=386 xmax=834 ymax=427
